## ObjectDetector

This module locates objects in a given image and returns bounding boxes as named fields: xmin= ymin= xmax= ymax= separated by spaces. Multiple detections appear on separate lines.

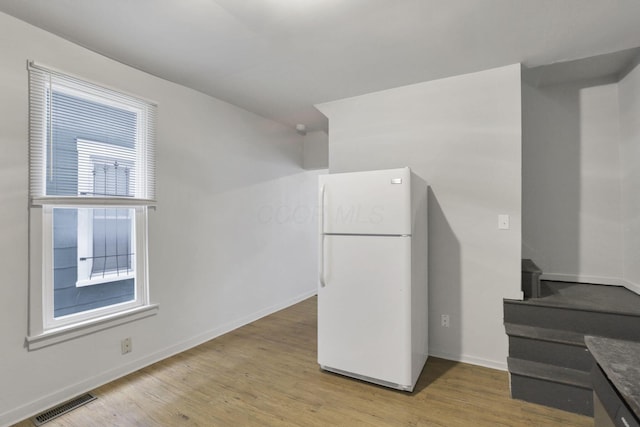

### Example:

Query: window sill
xmin=26 ymin=304 xmax=159 ymax=351
xmin=31 ymin=196 xmax=157 ymax=207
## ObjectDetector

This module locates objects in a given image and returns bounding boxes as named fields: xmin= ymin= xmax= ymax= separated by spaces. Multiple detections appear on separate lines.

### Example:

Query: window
xmin=27 ymin=62 xmax=158 ymax=348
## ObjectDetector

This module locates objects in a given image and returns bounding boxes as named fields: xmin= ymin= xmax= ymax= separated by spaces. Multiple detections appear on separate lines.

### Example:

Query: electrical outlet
xmin=441 ymin=314 xmax=450 ymax=328
xmin=498 ymin=214 xmax=510 ymax=230
xmin=121 ymin=337 xmax=132 ymax=354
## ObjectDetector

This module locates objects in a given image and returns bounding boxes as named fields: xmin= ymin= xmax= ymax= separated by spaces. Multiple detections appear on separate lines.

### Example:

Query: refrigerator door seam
xmin=323 ymin=233 xmax=411 ymax=237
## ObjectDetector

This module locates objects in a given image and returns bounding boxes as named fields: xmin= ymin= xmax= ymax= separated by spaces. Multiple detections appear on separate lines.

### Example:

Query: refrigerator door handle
xmin=320 ymin=184 xmax=326 ymax=287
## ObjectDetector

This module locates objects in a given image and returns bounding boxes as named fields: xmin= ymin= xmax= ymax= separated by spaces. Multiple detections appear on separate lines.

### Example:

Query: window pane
xmin=48 ymin=89 xmax=138 ymax=197
xmin=53 ymin=207 xmax=135 ymax=318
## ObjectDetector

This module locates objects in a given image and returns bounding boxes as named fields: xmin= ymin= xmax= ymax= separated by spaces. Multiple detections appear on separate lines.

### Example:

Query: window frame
xmin=26 ymin=61 xmax=158 ymax=350
xmin=41 ymin=204 xmax=148 ymax=331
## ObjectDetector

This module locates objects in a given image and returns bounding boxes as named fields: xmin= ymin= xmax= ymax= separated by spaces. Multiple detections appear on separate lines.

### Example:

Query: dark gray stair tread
xmin=504 ymin=302 xmax=640 ymax=342
xmin=507 ymin=357 xmax=592 ymax=389
xmin=505 ymin=323 xmax=585 ymax=346
xmin=506 ymin=281 xmax=640 ymax=316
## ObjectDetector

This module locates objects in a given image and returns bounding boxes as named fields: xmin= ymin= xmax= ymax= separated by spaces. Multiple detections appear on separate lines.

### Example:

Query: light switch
xmin=498 ymin=214 xmax=510 ymax=230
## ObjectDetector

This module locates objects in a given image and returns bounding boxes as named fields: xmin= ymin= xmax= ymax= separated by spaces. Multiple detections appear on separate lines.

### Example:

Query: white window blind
xmin=28 ymin=61 xmax=156 ymax=203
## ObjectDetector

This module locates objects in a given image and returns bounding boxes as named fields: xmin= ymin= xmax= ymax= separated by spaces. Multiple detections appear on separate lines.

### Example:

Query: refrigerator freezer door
xmin=318 ymin=234 xmax=412 ymax=388
xmin=320 ymin=168 xmax=411 ymax=236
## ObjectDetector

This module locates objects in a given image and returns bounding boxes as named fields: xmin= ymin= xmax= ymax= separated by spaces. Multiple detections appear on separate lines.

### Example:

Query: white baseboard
xmin=540 ymin=272 xmax=623 ymax=286
xmin=621 ymin=279 xmax=640 ymax=296
xmin=1 ymin=289 xmax=317 ymax=427
xmin=428 ymin=349 xmax=507 ymax=372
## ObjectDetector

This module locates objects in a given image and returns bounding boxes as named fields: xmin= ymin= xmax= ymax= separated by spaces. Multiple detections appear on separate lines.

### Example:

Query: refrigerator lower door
xmin=318 ymin=234 xmax=413 ymax=390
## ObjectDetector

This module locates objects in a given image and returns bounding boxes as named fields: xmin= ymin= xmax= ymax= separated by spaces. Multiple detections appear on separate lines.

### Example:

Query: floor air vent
xmin=32 ymin=393 xmax=96 ymax=426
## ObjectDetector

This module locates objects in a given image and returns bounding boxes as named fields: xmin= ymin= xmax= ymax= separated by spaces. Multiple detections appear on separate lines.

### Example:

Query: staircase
xmin=504 ymin=263 xmax=640 ymax=416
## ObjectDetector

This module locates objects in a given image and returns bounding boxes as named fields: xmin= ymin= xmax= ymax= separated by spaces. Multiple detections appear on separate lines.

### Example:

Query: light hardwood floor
xmin=15 ymin=297 xmax=592 ymax=426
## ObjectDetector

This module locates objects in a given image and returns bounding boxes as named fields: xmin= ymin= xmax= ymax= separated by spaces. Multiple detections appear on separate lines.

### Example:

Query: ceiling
xmin=1 ymin=0 xmax=640 ymax=133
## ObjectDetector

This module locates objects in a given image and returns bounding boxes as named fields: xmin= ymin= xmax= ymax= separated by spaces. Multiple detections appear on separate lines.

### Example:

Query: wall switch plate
xmin=441 ymin=314 xmax=450 ymax=328
xmin=121 ymin=337 xmax=132 ymax=354
xmin=498 ymin=214 xmax=510 ymax=230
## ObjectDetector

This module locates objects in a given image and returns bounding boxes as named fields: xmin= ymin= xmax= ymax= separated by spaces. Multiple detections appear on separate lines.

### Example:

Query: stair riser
xmin=508 ymin=337 xmax=593 ymax=371
xmin=510 ymin=374 xmax=593 ymax=416
xmin=504 ymin=303 xmax=640 ymax=341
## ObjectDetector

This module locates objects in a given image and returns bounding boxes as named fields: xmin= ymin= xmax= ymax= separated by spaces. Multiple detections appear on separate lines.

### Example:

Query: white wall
xmin=0 ymin=12 xmax=320 ymax=426
xmin=522 ymin=78 xmax=624 ymax=284
xmin=620 ymin=59 xmax=640 ymax=293
xmin=317 ymin=64 xmax=522 ymax=369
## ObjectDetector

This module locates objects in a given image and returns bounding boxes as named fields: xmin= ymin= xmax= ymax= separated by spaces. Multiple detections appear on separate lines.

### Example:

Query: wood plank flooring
xmin=15 ymin=297 xmax=592 ymax=426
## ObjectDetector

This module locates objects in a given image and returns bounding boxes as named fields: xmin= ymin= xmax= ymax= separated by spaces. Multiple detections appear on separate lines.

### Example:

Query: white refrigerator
xmin=317 ymin=167 xmax=428 ymax=392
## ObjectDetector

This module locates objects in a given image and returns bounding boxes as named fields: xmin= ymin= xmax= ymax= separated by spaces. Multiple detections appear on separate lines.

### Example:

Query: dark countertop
xmin=586 ymin=336 xmax=640 ymax=419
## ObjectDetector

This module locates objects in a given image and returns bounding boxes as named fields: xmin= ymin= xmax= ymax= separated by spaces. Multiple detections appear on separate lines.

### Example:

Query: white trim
xmin=428 ymin=348 xmax=508 ymax=371
xmin=540 ymin=272 xmax=624 ymax=287
xmin=620 ymin=279 xmax=640 ymax=296
xmin=51 ymin=79 xmax=144 ymax=120
xmin=27 ymin=304 xmax=159 ymax=351
xmin=27 ymin=60 xmax=159 ymax=107
xmin=31 ymin=205 xmax=151 ymax=335
xmin=29 ymin=205 xmax=45 ymax=337
xmin=5 ymin=291 xmax=316 ymax=427
xmin=31 ymin=196 xmax=156 ymax=207
xmin=505 ymin=290 xmax=524 ymax=301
